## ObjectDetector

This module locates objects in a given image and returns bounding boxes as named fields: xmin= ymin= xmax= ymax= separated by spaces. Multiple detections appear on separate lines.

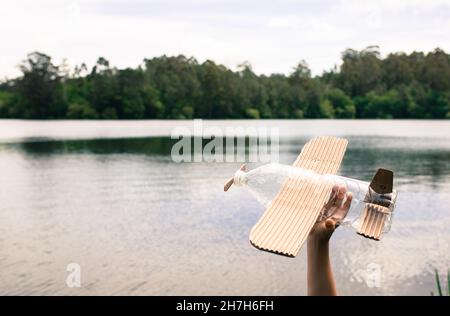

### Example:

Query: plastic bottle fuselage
xmin=234 ymin=163 xmax=396 ymax=234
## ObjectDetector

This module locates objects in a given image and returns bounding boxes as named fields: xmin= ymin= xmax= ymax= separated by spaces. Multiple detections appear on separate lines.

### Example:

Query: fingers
xmin=331 ymin=191 xmax=353 ymax=225
xmin=323 ymin=185 xmax=339 ymax=210
xmin=343 ymin=192 xmax=353 ymax=211
xmin=334 ymin=185 xmax=347 ymax=207
xmin=331 ymin=184 xmax=339 ymax=196
xmin=322 ymin=185 xmax=347 ymax=219
xmin=316 ymin=188 xmax=353 ymax=241
xmin=322 ymin=184 xmax=353 ymax=225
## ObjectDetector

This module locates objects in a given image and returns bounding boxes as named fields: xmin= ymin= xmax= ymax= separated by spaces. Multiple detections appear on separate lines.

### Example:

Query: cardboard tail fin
xmin=368 ymin=168 xmax=393 ymax=195
xmin=357 ymin=168 xmax=394 ymax=240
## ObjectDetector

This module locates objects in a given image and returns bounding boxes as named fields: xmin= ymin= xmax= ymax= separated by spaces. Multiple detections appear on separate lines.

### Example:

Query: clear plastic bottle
xmin=228 ymin=163 xmax=397 ymax=237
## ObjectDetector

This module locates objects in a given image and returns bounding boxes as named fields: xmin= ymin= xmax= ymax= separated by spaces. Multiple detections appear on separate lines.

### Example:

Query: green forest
xmin=1 ymin=46 xmax=450 ymax=119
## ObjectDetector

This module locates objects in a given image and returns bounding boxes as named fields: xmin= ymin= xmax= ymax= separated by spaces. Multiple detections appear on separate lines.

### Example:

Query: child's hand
xmin=307 ymin=184 xmax=352 ymax=296
xmin=308 ymin=185 xmax=353 ymax=244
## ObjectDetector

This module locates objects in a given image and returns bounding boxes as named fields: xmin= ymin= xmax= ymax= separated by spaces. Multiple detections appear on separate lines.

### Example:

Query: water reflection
xmin=6 ymin=136 xmax=450 ymax=184
xmin=6 ymin=137 xmax=176 ymax=156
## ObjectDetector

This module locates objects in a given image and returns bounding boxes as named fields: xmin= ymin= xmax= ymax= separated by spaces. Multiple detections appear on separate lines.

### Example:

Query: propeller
xmin=223 ymin=164 xmax=246 ymax=192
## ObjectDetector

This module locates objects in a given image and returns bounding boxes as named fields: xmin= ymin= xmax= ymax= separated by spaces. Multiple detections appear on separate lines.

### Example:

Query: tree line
xmin=1 ymin=46 xmax=449 ymax=119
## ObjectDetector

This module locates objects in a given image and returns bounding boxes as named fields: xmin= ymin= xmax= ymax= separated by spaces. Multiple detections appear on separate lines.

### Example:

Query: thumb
xmin=324 ymin=218 xmax=336 ymax=233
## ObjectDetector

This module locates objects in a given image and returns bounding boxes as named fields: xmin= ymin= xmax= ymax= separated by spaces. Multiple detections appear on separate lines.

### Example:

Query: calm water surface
xmin=0 ymin=120 xmax=449 ymax=295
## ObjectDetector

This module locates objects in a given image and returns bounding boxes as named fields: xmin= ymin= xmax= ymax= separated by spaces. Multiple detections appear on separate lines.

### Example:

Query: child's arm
xmin=307 ymin=185 xmax=352 ymax=296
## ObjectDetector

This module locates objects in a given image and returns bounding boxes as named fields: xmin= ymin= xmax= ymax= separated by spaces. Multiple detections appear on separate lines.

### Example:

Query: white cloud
xmin=0 ymin=0 xmax=449 ymax=79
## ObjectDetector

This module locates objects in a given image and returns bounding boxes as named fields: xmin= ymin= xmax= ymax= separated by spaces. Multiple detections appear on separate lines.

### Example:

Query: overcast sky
xmin=1 ymin=0 xmax=449 ymax=79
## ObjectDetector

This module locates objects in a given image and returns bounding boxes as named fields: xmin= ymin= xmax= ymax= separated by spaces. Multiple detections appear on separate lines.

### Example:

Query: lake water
xmin=0 ymin=119 xmax=449 ymax=295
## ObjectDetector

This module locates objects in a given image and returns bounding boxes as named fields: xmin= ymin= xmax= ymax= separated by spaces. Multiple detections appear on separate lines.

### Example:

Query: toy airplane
xmin=224 ymin=136 xmax=395 ymax=257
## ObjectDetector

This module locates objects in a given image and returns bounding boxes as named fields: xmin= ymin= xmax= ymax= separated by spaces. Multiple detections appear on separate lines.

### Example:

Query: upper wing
xmin=249 ymin=136 xmax=348 ymax=257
